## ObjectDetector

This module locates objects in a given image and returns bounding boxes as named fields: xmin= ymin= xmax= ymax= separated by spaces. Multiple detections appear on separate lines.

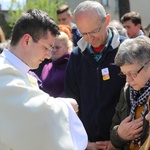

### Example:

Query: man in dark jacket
xmin=64 ymin=1 xmax=126 ymax=150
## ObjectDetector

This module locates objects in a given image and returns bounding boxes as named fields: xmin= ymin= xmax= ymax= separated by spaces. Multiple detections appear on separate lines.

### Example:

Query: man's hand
xmin=86 ymin=142 xmax=99 ymax=150
xmin=96 ymin=141 xmax=118 ymax=150
xmin=66 ymin=98 xmax=79 ymax=113
xmin=87 ymin=141 xmax=118 ymax=150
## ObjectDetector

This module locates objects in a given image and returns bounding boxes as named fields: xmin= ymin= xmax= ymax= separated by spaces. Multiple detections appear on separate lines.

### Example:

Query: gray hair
xmin=73 ymin=0 xmax=106 ymax=21
xmin=115 ymin=36 xmax=150 ymax=66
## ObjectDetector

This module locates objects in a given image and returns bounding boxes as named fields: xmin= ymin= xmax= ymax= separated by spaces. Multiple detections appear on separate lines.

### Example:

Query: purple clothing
xmin=40 ymin=54 xmax=70 ymax=97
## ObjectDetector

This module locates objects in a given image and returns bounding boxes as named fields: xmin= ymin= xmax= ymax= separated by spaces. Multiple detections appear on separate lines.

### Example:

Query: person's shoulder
xmin=119 ymin=35 xmax=129 ymax=43
xmin=71 ymin=23 xmax=82 ymax=37
xmin=0 ymin=56 xmax=17 ymax=73
xmin=68 ymin=47 xmax=84 ymax=68
xmin=71 ymin=46 xmax=81 ymax=54
xmin=71 ymin=23 xmax=78 ymax=30
xmin=69 ymin=46 xmax=83 ymax=63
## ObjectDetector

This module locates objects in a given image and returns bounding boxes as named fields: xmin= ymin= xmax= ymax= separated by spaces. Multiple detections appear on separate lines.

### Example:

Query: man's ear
xmin=105 ymin=14 xmax=111 ymax=26
xmin=136 ymin=23 xmax=141 ymax=29
xmin=22 ymin=34 xmax=31 ymax=47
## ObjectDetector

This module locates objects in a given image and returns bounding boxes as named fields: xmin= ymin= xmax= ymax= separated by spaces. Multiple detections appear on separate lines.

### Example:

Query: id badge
xmin=101 ymin=68 xmax=110 ymax=80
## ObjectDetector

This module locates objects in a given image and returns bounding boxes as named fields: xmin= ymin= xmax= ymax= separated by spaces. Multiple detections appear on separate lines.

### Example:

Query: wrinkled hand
xmin=117 ymin=115 xmax=143 ymax=141
xmin=87 ymin=141 xmax=118 ymax=150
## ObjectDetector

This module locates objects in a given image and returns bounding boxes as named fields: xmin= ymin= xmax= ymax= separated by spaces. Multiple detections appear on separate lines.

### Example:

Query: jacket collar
xmin=77 ymin=27 xmax=120 ymax=52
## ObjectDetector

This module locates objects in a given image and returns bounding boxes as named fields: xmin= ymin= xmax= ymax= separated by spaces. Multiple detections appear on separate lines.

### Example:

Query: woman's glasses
xmin=118 ymin=63 xmax=148 ymax=78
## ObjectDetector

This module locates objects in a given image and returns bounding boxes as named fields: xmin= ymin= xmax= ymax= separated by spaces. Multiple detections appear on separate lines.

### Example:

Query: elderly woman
xmin=110 ymin=36 xmax=150 ymax=150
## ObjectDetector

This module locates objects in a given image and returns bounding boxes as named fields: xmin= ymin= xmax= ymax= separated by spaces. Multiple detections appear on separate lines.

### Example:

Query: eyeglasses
xmin=80 ymin=19 xmax=105 ymax=37
xmin=118 ymin=63 xmax=148 ymax=79
xmin=32 ymin=37 xmax=54 ymax=51
xmin=81 ymin=24 xmax=103 ymax=37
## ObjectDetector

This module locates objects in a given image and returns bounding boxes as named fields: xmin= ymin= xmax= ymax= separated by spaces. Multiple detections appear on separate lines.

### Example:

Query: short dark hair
xmin=56 ymin=5 xmax=72 ymax=16
xmin=121 ymin=11 xmax=141 ymax=25
xmin=11 ymin=9 xmax=60 ymax=46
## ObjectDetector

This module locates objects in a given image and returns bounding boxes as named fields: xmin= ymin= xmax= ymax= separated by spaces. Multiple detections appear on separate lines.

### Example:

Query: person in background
xmin=121 ymin=11 xmax=147 ymax=38
xmin=109 ymin=19 xmax=128 ymax=40
xmin=0 ymin=39 xmax=10 ymax=53
xmin=110 ymin=36 xmax=150 ymax=150
xmin=0 ymin=26 xmax=6 ymax=43
xmin=58 ymin=24 xmax=72 ymax=41
xmin=64 ymin=1 xmax=126 ymax=149
xmin=0 ymin=8 xmax=87 ymax=150
xmin=41 ymin=31 xmax=73 ymax=97
xmin=56 ymin=4 xmax=82 ymax=46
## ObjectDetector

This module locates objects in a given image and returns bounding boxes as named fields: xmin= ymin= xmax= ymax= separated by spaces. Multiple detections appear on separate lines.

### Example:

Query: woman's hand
xmin=118 ymin=115 xmax=143 ymax=140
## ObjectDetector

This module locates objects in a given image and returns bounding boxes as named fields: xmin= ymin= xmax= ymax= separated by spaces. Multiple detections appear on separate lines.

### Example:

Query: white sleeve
xmin=59 ymin=98 xmax=88 ymax=150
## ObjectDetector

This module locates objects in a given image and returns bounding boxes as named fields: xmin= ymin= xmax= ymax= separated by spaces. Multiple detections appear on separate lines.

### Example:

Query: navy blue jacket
xmin=65 ymin=28 xmax=126 ymax=142
xmin=71 ymin=23 xmax=82 ymax=47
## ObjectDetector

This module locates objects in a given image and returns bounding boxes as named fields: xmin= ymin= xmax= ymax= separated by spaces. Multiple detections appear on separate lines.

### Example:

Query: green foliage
xmin=8 ymin=0 xmax=67 ymax=28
